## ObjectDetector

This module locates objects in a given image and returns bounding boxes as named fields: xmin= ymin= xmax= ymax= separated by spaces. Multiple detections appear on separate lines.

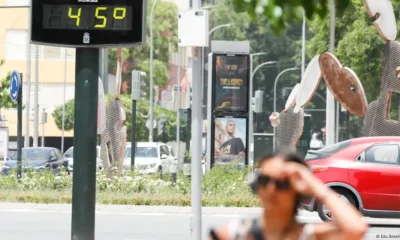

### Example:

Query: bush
xmin=0 ymin=165 xmax=258 ymax=207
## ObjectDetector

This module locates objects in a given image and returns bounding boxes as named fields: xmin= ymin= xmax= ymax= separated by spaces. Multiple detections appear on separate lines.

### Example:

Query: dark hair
xmin=255 ymin=151 xmax=310 ymax=216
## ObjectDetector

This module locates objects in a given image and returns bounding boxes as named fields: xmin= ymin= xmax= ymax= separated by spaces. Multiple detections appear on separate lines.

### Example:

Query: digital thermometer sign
xmin=31 ymin=0 xmax=146 ymax=47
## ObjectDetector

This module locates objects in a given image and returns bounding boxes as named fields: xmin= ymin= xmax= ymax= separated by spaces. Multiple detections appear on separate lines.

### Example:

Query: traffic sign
xmin=10 ymin=71 xmax=21 ymax=102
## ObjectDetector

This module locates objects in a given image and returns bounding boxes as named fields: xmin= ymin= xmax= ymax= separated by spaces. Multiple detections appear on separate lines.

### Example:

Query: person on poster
xmin=215 ymin=120 xmax=246 ymax=161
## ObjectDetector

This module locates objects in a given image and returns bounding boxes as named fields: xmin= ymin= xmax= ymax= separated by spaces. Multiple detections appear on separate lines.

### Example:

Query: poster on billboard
xmin=213 ymin=116 xmax=247 ymax=166
xmin=213 ymin=54 xmax=249 ymax=113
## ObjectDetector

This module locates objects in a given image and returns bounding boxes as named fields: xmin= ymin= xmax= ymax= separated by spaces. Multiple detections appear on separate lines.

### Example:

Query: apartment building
xmin=0 ymin=0 xmax=76 ymax=149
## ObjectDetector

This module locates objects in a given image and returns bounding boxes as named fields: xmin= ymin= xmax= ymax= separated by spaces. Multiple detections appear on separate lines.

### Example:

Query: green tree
xmin=0 ymin=60 xmax=18 ymax=109
xmin=205 ymin=1 xmax=304 ymax=133
xmin=107 ymin=0 xmax=178 ymax=95
xmin=231 ymin=0 xmax=350 ymax=34
xmin=305 ymin=0 xmax=400 ymax=138
xmin=306 ymin=0 xmax=394 ymax=103
xmin=52 ymin=99 xmax=75 ymax=131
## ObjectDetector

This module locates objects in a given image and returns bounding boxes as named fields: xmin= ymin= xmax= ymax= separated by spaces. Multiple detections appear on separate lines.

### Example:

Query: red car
xmin=302 ymin=136 xmax=400 ymax=221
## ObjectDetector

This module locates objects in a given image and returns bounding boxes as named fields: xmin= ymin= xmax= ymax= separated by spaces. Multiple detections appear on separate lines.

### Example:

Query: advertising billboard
xmin=212 ymin=54 xmax=250 ymax=113
xmin=212 ymin=116 xmax=248 ymax=166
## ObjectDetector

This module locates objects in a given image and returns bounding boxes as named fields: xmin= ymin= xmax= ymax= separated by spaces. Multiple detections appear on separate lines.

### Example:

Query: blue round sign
xmin=10 ymin=71 xmax=21 ymax=102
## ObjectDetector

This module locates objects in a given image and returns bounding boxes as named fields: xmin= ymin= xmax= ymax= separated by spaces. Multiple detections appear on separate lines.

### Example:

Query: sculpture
xmin=270 ymin=0 xmax=400 ymax=150
xmin=100 ymin=48 xmax=127 ymax=177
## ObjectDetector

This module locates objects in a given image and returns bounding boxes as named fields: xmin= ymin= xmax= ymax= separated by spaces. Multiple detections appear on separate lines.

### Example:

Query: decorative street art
xmin=270 ymin=0 xmax=400 ymax=151
xmin=100 ymin=48 xmax=127 ymax=176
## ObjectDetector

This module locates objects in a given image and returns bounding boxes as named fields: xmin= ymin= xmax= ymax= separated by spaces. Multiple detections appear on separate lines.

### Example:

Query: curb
xmin=0 ymin=202 xmax=263 ymax=215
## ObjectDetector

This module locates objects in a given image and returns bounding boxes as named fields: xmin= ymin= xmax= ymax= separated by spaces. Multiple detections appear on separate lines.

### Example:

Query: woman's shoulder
xmin=226 ymin=217 xmax=262 ymax=240
xmin=298 ymin=224 xmax=316 ymax=240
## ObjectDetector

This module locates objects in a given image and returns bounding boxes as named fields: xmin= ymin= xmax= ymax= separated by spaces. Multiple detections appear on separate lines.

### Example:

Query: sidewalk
xmin=0 ymin=202 xmax=399 ymax=226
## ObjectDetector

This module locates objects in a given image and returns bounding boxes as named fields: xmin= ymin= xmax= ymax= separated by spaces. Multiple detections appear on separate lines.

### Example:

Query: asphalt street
xmin=0 ymin=204 xmax=398 ymax=240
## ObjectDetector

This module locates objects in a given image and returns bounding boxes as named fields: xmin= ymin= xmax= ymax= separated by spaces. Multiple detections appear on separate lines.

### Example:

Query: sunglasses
xmin=257 ymin=175 xmax=290 ymax=190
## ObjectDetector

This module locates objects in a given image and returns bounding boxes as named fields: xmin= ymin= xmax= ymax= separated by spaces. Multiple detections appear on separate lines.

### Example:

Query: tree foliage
xmin=305 ymin=0 xmax=400 ymax=138
xmin=107 ymin=0 xmax=178 ymax=95
xmin=52 ymin=99 xmax=75 ymax=131
xmin=52 ymin=94 xmax=185 ymax=143
xmin=0 ymin=60 xmax=18 ymax=109
xmin=206 ymin=1 xmax=304 ymax=133
xmin=231 ymin=0 xmax=350 ymax=34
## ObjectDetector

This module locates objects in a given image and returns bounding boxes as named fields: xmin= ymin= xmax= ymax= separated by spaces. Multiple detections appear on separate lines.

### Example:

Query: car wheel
xmin=158 ymin=166 xmax=163 ymax=179
xmin=317 ymin=189 xmax=357 ymax=222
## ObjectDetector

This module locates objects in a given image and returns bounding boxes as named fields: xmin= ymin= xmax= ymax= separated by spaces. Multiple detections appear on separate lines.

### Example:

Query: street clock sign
xmin=31 ymin=0 xmax=147 ymax=47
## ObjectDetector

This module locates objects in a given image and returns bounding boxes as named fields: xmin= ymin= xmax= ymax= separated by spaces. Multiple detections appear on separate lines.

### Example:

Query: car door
xmin=164 ymin=146 xmax=174 ymax=172
xmin=349 ymin=143 xmax=400 ymax=211
xmin=159 ymin=145 xmax=170 ymax=173
xmin=55 ymin=149 xmax=67 ymax=168
xmin=49 ymin=150 xmax=60 ymax=170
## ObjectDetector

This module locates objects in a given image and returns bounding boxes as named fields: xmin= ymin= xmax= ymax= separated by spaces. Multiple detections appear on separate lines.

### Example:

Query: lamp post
xmin=249 ymin=59 xmax=277 ymax=164
xmin=201 ymin=23 xmax=236 ymax=108
xmin=273 ymin=67 xmax=300 ymax=151
xmin=149 ymin=0 xmax=160 ymax=142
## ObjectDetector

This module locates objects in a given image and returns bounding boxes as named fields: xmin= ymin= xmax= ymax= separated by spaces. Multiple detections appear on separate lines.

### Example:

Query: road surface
xmin=0 ymin=203 xmax=398 ymax=240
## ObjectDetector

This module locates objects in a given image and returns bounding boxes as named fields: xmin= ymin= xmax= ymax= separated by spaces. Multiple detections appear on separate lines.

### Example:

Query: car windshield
xmin=305 ymin=140 xmax=352 ymax=161
xmin=13 ymin=149 xmax=49 ymax=161
xmin=64 ymin=148 xmax=73 ymax=158
xmin=64 ymin=147 xmax=100 ymax=158
xmin=124 ymin=146 xmax=158 ymax=158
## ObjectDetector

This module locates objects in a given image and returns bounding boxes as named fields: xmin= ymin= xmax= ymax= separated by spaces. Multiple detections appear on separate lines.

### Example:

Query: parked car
xmin=302 ymin=136 xmax=400 ymax=221
xmin=2 ymin=147 xmax=67 ymax=175
xmin=123 ymin=142 xmax=177 ymax=175
xmin=63 ymin=146 xmax=101 ymax=174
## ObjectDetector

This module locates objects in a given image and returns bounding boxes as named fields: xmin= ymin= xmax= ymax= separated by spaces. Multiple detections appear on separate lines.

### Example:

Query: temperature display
xmin=42 ymin=5 xmax=133 ymax=30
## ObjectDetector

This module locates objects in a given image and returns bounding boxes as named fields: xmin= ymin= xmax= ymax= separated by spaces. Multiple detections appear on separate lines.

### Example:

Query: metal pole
xmin=326 ymin=0 xmax=336 ymax=146
xmin=176 ymin=47 xmax=181 ymax=165
xmin=302 ymin=10 xmax=306 ymax=77
xmin=131 ymin=99 xmax=137 ymax=169
xmin=206 ymin=53 xmax=212 ymax=173
xmin=33 ymin=45 xmax=39 ymax=147
xmin=71 ymin=48 xmax=99 ymax=240
xmin=249 ymin=58 xmax=275 ymax=164
xmin=149 ymin=0 xmax=159 ymax=142
xmin=25 ymin=0 xmax=33 ymax=148
xmin=42 ymin=122 xmax=45 ymax=147
xmin=191 ymin=1 xmax=202 ymax=239
xmin=61 ymin=48 xmax=67 ymax=153
xmin=249 ymin=55 xmax=254 ymax=165
xmin=17 ymin=73 xmax=23 ymax=180
xmin=273 ymin=67 xmax=299 ymax=151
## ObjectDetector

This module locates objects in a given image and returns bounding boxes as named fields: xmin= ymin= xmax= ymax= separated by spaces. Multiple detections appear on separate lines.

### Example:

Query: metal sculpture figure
xmin=100 ymin=48 xmax=127 ymax=177
xmin=270 ymin=0 xmax=399 ymax=150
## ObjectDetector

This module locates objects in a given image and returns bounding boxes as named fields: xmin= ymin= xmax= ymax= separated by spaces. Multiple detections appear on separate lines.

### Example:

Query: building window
xmin=5 ymin=0 xmax=29 ymax=6
xmin=5 ymin=30 xmax=26 ymax=60
xmin=43 ymin=46 xmax=61 ymax=59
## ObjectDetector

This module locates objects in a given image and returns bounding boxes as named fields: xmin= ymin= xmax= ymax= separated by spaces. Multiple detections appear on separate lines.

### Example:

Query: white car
xmin=64 ymin=146 xmax=102 ymax=173
xmin=123 ymin=142 xmax=177 ymax=175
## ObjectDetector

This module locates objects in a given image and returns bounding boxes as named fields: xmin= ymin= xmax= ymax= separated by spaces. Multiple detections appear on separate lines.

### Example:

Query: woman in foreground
xmin=209 ymin=152 xmax=367 ymax=240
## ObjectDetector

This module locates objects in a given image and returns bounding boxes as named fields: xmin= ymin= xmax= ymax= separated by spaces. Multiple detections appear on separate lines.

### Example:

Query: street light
xmin=273 ymin=67 xmax=300 ymax=151
xmin=201 ymin=23 xmax=236 ymax=82
xmin=149 ymin=0 xmax=160 ymax=142
xmin=249 ymin=58 xmax=277 ymax=165
xmin=201 ymin=23 xmax=236 ymax=118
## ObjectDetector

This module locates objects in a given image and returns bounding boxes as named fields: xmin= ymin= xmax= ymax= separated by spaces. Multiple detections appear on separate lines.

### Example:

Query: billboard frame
xmin=211 ymin=53 xmax=251 ymax=114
